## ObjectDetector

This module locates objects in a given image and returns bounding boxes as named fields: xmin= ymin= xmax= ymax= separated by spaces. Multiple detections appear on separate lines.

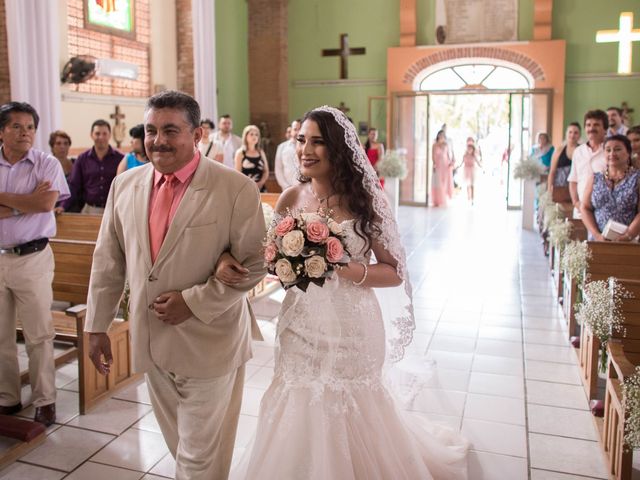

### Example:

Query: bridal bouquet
xmin=264 ymin=209 xmax=351 ymax=291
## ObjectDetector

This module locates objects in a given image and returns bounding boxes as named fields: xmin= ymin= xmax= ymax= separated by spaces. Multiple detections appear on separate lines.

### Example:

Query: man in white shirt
xmin=274 ymin=119 xmax=301 ymax=191
xmin=606 ymin=107 xmax=629 ymax=136
xmin=212 ymin=115 xmax=242 ymax=169
xmin=568 ymin=109 xmax=608 ymax=217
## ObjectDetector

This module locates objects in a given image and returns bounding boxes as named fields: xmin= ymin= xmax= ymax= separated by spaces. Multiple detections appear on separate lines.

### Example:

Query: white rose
xmin=304 ymin=255 xmax=327 ymax=278
xmin=275 ymin=258 xmax=297 ymax=283
xmin=327 ymin=219 xmax=343 ymax=235
xmin=282 ymin=230 xmax=305 ymax=257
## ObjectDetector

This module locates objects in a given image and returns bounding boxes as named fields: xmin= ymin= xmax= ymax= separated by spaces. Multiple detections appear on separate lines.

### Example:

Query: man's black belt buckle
xmin=15 ymin=238 xmax=49 ymax=256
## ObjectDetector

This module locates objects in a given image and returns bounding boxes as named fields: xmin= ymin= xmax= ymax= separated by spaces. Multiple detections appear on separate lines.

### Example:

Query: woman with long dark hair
xmin=218 ymin=107 xmax=468 ymax=479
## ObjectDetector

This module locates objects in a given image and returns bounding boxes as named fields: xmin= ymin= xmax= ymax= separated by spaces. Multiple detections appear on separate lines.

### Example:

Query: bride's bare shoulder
xmin=275 ymin=184 xmax=306 ymax=214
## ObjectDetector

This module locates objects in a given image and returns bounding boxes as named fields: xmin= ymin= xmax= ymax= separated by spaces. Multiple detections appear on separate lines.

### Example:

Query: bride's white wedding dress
xmin=232 ymin=220 xmax=468 ymax=479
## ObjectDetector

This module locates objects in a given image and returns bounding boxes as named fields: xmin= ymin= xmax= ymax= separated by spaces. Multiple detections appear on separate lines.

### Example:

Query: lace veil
xmin=312 ymin=106 xmax=416 ymax=364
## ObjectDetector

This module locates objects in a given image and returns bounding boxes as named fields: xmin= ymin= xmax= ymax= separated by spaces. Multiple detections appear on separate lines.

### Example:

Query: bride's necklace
xmin=309 ymin=183 xmax=333 ymax=205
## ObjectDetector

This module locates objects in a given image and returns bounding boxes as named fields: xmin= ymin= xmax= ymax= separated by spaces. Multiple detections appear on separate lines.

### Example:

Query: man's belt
xmin=0 ymin=238 xmax=49 ymax=256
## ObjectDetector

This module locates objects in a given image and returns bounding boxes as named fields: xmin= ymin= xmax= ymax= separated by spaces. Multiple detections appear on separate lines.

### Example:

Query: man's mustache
xmin=148 ymin=145 xmax=174 ymax=153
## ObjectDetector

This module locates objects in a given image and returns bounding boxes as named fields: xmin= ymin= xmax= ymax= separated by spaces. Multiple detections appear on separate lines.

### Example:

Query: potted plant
xmin=376 ymin=149 xmax=408 ymax=217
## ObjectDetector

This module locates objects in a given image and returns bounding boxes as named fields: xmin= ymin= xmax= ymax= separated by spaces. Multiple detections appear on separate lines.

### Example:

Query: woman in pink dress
xmin=431 ymin=130 xmax=453 ymax=206
xmin=365 ymin=127 xmax=385 ymax=187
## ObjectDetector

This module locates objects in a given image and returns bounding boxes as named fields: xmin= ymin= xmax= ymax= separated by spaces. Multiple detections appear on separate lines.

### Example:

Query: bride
xmin=217 ymin=106 xmax=469 ymax=479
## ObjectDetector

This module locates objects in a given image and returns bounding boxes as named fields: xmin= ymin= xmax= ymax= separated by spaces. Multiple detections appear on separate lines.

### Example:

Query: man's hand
xmin=152 ymin=291 xmax=193 ymax=325
xmin=88 ymin=333 xmax=113 ymax=375
xmin=54 ymin=206 xmax=65 ymax=215
xmin=33 ymin=181 xmax=51 ymax=194
xmin=215 ymin=252 xmax=249 ymax=286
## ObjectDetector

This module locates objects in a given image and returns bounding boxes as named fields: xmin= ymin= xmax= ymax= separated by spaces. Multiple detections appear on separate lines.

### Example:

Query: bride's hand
xmin=215 ymin=252 xmax=250 ymax=286
xmin=336 ymin=262 xmax=367 ymax=284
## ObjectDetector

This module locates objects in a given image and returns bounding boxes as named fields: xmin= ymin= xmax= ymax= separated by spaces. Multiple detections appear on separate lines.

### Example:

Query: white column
xmin=5 ymin=0 xmax=62 ymax=151
xmin=192 ymin=0 xmax=218 ymax=124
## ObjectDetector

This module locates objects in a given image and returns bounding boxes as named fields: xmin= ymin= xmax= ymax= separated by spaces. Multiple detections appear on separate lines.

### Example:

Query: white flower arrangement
xmin=543 ymin=202 xmax=561 ymax=230
xmin=513 ymin=156 xmax=545 ymax=181
xmin=376 ymin=149 xmax=408 ymax=179
xmin=561 ymin=240 xmax=591 ymax=284
xmin=547 ymin=219 xmax=573 ymax=250
xmin=576 ymin=277 xmax=630 ymax=372
xmin=262 ymin=202 xmax=274 ymax=228
xmin=622 ymin=366 xmax=640 ymax=449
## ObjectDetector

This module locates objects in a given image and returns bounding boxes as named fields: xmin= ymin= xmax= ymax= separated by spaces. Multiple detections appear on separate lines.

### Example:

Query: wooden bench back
xmin=567 ymin=219 xmax=587 ymax=242
xmin=260 ymin=193 xmax=280 ymax=209
xmin=50 ymin=214 xmax=101 ymax=305
xmin=586 ymin=242 xmax=640 ymax=283
xmin=611 ymin=279 xmax=640 ymax=363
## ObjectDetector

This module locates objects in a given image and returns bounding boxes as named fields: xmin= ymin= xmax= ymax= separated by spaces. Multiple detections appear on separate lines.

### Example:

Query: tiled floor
xmin=0 ymin=198 xmax=617 ymax=479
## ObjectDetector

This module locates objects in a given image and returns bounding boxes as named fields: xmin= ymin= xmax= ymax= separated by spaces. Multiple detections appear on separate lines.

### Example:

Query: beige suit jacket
xmin=85 ymin=157 xmax=266 ymax=378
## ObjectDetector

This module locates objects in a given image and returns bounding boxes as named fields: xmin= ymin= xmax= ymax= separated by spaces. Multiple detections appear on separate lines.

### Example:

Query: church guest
xmin=581 ymin=135 xmax=639 ymax=242
xmin=48 ymin=130 xmax=74 ymax=179
xmin=84 ymin=91 xmax=266 ymax=480
xmin=460 ymin=143 xmax=482 ymax=204
xmin=568 ymin=109 xmax=607 ymax=217
xmin=213 ymin=114 xmax=242 ymax=169
xmin=235 ymin=125 xmax=269 ymax=192
xmin=431 ymin=130 xmax=454 ymax=207
xmin=274 ymin=119 xmax=301 ymax=190
xmin=607 ymin=106 xmax=629 ymax=137
xmin=116 ymin=124 xmax=149 ymax=175
xmin=197 ymin=118 xmax=223 ymax=162
xmin=0 ymin=102 xmax=70 ymax=427
xmin=627 ymin=125 xmax=640 ymax=169
xmin=547 ymin=122 xmax=581 ymax=192
xmin=364 ymin=127 xmax=385 ymax=187
xmin=59 ymin=119 xmax=123 ymax=214
xmin=530 ymin=132 xmax=555 ymax=170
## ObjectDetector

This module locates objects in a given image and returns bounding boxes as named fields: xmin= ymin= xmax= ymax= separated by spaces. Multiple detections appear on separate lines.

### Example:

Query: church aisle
xmin=0 ymin=202 xmax=611 ymax=479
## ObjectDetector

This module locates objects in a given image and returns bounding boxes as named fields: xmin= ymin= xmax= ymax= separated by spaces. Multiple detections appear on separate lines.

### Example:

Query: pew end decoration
xmin=562 ymin=241 xmax=591 ymax=286
xmin=513 ymin=156 xmax=545 ymax=181
xmin=548 ymin=219 xmax=573 ymax=251
xmin=622 ymin=366 xmax=640 ymax=450
xmin=376 ymin=149 xmax=408 ymax=179
xmin=577 ymin=278 xmax=630 ymax=373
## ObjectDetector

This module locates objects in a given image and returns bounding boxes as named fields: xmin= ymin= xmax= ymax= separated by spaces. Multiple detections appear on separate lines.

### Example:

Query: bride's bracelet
xmin=353 ymin=262 xmax=368 ymax=286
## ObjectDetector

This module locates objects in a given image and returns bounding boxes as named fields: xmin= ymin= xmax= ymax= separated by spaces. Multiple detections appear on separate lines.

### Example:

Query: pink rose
xmin=275 ymin=216 xmax=295 ymax=237
xmin=264 ymin=243 xmax=278 ymax=262
xmin=325 ymin=236 xmax=345 ymax=263
xmin=306 ymin=221 xmax=330 ymax=243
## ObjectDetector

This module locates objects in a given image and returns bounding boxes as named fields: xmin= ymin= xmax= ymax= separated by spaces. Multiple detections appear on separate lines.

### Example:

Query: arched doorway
xmin=386 ymin=41 xmax=566 ymax=208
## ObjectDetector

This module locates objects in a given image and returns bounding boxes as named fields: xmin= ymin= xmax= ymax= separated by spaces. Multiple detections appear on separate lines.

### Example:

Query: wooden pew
xmin=578 ymin=243 xmax=640 ymax=402
xmin=17 ymin=213 xmax=138 ymax=414
xmin=602 ymin=279 xmax=640 ymax=480
xmin=260 ymin=192 xmax=280 ymax=209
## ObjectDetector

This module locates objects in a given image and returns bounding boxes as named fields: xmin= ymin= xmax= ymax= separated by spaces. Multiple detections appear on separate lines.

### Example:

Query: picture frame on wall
xmin=84 ymin=0 xmax=135 ymax=39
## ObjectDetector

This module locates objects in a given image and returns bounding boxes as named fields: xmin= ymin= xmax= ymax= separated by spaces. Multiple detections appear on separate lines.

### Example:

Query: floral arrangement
xmin=622 ymin=366 xmax=640 ymax=449
xmin=376 ymin=149 xmax=408 ymax=179
xmin=264 ymin=209 xmax=351 ymax=291
xmin=262 ymin=202 xmax=274 ymax=229
xmin=513 ymin=156 xmax=545 ymax=181
xmin=543 ymin=202 xmax=561 ymax=230
xmin=562 ymin=240 xmax=591 ymax=284
xmin=547 ymin=219 xmax=573 ymax=250
xmin=576 ymin=277 xmax=630 ymax=372
xmin=119 ymin=282 xmax=130 ymax=321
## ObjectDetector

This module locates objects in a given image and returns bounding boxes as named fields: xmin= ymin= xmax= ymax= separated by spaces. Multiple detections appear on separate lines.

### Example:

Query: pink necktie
xmin=149 ymin=174 xmax=176 ymax=263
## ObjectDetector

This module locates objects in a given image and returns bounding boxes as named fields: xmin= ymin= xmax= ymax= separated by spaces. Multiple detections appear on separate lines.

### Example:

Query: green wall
xmin=553 ymin=0 xmax=640 ymax=128
xmin=215 ymin=0 xmax=249 ymax=132
xmin=215 ymin=0 xmax=640 ymax=139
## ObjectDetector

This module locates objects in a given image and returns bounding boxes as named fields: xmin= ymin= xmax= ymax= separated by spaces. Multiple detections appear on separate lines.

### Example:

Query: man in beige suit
xmin=85 ymin=91 xmax=266 ymax=480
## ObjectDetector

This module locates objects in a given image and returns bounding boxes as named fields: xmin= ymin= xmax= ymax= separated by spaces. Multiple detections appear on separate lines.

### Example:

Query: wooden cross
xmin=110 ymin=105 xmax=126 ymax=148
xmin=596 ymin=12 xmax=640 ymax=74
xmin=322 ymin=34 xmax=366 ymax=79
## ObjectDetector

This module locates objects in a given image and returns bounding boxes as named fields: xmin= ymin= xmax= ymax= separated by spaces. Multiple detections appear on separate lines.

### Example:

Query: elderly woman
xmin=530 ymin=132 xmax=555 ymax=171
xmin=581 ymin=135 xmax=640 ymax=242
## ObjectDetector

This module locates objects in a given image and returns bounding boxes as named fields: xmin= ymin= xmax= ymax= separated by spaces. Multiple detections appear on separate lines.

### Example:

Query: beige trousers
xmin=145 ymin=363 xmax=246 ymax=480
xmin=0 ymin=246 xmax=56 ymax=407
